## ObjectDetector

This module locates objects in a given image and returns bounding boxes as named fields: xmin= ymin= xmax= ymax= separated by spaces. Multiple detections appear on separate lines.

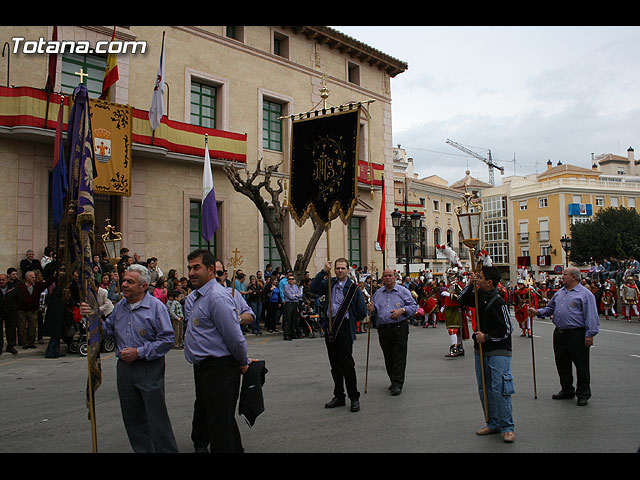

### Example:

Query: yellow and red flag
xmin=99 ymin=27 xmax=119 ymax=101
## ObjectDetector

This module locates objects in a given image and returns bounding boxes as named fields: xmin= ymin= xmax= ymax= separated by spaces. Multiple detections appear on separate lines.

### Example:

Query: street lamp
xmin=101 ymin=219 xmax=122 ymax=265
xmin=390 ymin=208 xmax=422 ymax=277
xmin=560 ymin=235 xmax=572 ymax=267
xmin=454 ymin=188 xmax=488 ymax=422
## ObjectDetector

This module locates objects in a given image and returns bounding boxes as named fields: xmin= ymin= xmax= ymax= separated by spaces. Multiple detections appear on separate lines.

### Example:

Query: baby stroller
xmin=299 ymin=300 xmax=324 ymax=338
xmin=68 ymin=310 xmax=116 ymax=356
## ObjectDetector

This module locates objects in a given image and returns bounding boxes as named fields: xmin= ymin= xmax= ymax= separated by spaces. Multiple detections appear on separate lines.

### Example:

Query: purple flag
xmin=67 ymin=84 xmax=102 ymax=408
xmin=201 ymin=139 xmax=219 ymax=243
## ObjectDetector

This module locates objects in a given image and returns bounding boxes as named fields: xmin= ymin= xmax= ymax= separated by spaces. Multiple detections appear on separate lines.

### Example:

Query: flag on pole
xmin=52 ymin=97 xmax=67 ymax=228
xmin=99 ymin=27 xmax=119 ymax=101
xmin=149 ymin=31 xmax=165 ymax=131
xmin=201 ymin=135 xmax=219 ymax=243
xmin=45 ymin=26 xmax=57 ymax=92
xmin=376 ymin=180 xmax=386 ymax=251
xmin=67 ymin=84 xmax=102 ymax=423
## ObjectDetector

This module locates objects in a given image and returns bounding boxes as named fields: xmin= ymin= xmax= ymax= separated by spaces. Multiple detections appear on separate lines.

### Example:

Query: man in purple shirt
xmin=530 ymin=266 xmax=599 ymax=406
xmin=81 ymin=263 xmax=178 ymax=453
xmin=282 ymin=273 xmax=303 ymax=340
xmin=367 ymin=268 xmax=418 ymax=395
xmin=184 ymin=249 xmax=249 ymax=453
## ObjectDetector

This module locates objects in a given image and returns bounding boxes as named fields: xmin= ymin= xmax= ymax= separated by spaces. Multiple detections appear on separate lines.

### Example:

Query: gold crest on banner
xmin=89 ymin=99 xmax=132 ymax=196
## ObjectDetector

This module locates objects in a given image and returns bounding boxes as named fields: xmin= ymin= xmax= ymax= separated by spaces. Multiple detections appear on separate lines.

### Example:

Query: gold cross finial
xmin=74 ymin=68 xmax=89 ymax=84
xmin=228 ymin=248 xmax=243 ymax=269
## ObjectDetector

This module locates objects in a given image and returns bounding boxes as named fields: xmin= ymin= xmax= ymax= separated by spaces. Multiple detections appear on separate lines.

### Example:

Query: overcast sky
xmin=332 ymin=26 xmax=640 ymax=186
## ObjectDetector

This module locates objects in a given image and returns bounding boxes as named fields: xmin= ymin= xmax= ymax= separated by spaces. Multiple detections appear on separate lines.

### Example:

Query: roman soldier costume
xmin=620 ymin=277 xmax=639 ymax=322
xmin=600 ymin=286 xmax=617 ymax=319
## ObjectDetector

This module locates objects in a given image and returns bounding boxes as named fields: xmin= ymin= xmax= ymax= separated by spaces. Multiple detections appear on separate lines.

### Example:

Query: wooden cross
xmin=74 ymin=68 xmax=89 ymax=84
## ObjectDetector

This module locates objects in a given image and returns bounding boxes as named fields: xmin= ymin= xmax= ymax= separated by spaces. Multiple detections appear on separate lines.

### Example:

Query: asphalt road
xmin=1 ymin=312 xmax=639 ymax=453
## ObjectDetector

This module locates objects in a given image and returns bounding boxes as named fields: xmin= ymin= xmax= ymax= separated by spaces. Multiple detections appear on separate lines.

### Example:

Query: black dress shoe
xmin=350 ymin=399 xmax=360 ymax=412
xmin=390 ymin=386 xmax=402 ymax=396
xmin=552 ymin=391 xmax=575 ymax=400
xmin=324 ymin=397 xmax=346 ymax=408
xmin=576 ymin=397 xmax=589 ymax=406
xmin=7 ymin=346 xmax=17 ymax=354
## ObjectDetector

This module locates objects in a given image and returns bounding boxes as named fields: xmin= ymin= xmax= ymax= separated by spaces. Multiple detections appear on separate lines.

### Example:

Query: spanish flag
xmin=99 ymin=27 xmax=119 ymax=101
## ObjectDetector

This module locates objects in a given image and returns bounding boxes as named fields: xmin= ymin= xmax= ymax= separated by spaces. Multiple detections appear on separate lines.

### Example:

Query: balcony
xmin=537 ymin=230 xmax=550 ymax=242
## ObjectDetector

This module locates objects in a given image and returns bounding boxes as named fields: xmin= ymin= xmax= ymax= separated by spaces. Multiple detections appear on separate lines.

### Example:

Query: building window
xmin=433 ymin=200 xmax=440 ymax=211
xmin=263 ymin=212 xmax=282 ymax=269
xmin=434 ymin=228 xmax=441 ymax=246
xmin=611 ymin=196 xmax=619 ymax=207
xmin=519 ymin=200 xmax=527 ymax=211
xmin=539 ymin=197 xmax=548 ymax=208
xmin=485 ymin=242 xmax=509 ymax=264
xmin=273 ymin=31 xmax=289 ymax=59
xmin=445 ymin=202 xmax=452 ymax=213
xmin=628 ymin=197 xmax=636 ymax=208
xmin=189 ymin=200 xmax=217 ymax=254
xmin=595 ymin=196 xmax=604 ymax=207
xmin=190 ymin=81 xmax=217 ymax=128
xmin=541 ymin=245 xmax=552 ymax=256
xmin=348 ymin=61 xmax=360 ymax=85
xmin=348 ymin=217 xmax=362 ymax=268
xmin=484 ymin=219 xmax=508 ymax=242
xmin=483 ymin=196 xmax=507 ymax=219
xmin=226 ymin=26 xmax=244 ymax=41
xmin=61 ymin=52 xmax=106 ymax=98
xmin=263 ymin=99 xmax=283 ymax=151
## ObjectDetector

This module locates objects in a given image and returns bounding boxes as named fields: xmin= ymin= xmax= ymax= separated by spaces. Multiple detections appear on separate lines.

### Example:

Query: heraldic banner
xmin=289 ymin=107 xmax=361 ymax=226
xmin=89 ymin=99 xmax=132 ymax=196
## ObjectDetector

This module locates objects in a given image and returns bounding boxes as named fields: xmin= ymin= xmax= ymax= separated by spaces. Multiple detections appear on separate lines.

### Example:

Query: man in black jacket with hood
xmin=458 ymin=265 xmax=516 ymax=443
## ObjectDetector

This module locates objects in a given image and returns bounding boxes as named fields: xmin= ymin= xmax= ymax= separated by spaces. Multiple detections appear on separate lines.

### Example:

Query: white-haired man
xmin=81 ymin=263 xmax=177 ymax=452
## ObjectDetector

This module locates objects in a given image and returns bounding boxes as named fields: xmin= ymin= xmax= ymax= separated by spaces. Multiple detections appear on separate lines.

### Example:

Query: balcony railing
xmin=537 ymin=230 xmax=550 ymax=242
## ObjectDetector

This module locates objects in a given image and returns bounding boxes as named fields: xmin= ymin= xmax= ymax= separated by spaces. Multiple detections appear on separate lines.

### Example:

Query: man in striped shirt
xmin=458 ymin=266 xmax=516 ymax=443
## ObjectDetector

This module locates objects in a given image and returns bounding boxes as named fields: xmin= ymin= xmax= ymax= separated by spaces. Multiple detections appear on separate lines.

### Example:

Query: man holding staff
xmin=458 ymin=265 xmax=516 ymax=443
xmin=310 ymin=258 xmax=367 ymax=412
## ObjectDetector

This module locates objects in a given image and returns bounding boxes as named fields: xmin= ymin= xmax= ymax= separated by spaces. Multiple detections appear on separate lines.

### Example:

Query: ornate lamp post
xmin=391 ymin=208 xmax=422 ymax=277
xmin=560 ymin=235 xmax=572 ymax=267
xmin=454 ymin=189 xmax=489 ymax=422
xmin=101 ymin=219 xmax=122 ymax=266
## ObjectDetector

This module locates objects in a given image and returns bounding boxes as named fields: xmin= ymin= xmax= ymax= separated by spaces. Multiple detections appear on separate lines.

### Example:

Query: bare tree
xmin=222 ymin=158 xmax=326 ymax=280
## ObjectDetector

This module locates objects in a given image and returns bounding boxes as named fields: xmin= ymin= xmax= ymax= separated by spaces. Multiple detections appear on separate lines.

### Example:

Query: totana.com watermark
xmin=11 ymin=37 xmax=147 ymax=55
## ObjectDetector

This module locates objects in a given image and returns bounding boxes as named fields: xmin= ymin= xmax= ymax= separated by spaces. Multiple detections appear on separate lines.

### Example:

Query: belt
xmin=378 ymin=319 xmax=407 ymax=328
xmin=556 ymin=327 xmax=585 ymax=334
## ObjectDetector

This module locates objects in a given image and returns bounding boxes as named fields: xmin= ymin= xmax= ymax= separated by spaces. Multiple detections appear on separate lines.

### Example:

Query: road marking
xmin=630 ymin=355 xmax=640 ymax=359
xmin=531 ymin=319 xmax=640 ymax=336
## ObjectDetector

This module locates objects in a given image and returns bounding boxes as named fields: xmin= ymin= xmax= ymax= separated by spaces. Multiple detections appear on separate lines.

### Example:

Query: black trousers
xmin=283 ymin=302 xmax=299 ymax=339
xmin=378 ymin=320 xmax=409 ymax=389
xmin=191 ymin=356 xmax=243 ymax=453
xmin=325 ymin=321 xmax=359 ymax=400
xmin=553 ymin=327 xmax=591 ymax=399
xmin=0 ymin=312 xmax=17 ymax=348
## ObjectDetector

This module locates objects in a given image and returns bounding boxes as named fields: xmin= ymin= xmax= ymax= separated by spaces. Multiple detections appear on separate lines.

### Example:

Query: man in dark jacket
xmin=310 ymin=258 xmax=367 ymax=412
xmin=458 ymin=266 xmax=515 ymax=443
xmin=0 ymin=274 xmax=20 ymax=354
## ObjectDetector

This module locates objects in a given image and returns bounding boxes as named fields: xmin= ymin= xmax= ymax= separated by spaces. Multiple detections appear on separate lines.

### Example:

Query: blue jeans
xmin=248 ymin=301 xmax=262 ymax=333
xmin=475 ymin=353 xmax=515 ymax=433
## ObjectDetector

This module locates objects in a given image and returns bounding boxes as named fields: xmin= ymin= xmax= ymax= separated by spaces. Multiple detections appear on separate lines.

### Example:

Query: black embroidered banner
xmin=289 ymin=108 xmax=360 ymax=226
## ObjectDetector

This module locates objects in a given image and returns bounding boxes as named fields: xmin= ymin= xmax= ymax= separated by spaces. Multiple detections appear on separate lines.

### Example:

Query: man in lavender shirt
xmin=184 ymin=249 xmax=249 ymax=453
xmin=80 ymin=263 xmax=178 ymax=453
xmin=530 ymin=266 xmax=600 ymax=406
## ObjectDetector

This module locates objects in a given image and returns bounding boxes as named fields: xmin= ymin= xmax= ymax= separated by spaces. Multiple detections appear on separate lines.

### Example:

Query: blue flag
xmin=52 ymin=98 xmax=67 ymax=228
xmin=67 ymin=84 xmax=102 ymax=407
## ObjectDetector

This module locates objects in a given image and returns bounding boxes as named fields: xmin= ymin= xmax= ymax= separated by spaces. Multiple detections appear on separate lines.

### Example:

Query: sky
xmin=331 ymin=26 xmax=640 ymax=186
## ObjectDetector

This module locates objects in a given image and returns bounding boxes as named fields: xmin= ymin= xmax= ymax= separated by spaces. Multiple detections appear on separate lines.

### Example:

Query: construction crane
xmin=445 ymin=138 xmax=504 ymax=186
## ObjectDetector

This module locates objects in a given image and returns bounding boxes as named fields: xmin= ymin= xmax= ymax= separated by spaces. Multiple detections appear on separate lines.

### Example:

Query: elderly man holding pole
xmin=529 ymin=266 xmax=599 ymax=406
